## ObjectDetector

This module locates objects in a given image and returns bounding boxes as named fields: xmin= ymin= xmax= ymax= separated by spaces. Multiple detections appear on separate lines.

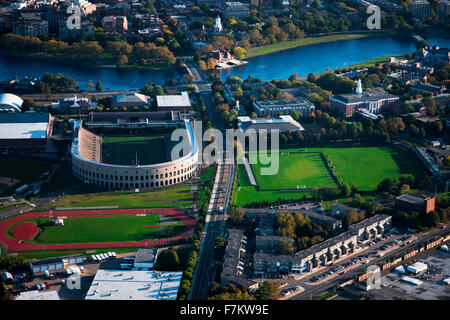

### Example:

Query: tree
xmin=232 ymin=46 xmax=247 ymax=60
xmin=95 ymin=80 xmax=103 ymax=92
xmin=341 ymin=183 xmax=351 ymax=197
xmin=257 ymin=280 xmax=280 ymax=300
xmin=21 ymin=98 xmax=36 ymax=112
xmin=343 ymin=209 xmax=364 ymax=227
xmin=0 ymin=282 xmax=13 ymax=300
xmin=155 ymin=247 xmax=180 ymax=270
xmin=117 ymin=54 xmax=128 ymax=66
xmin=228 ymin=206 xmax=245 ymax=225
xmin=207 ymin=58 xmax=217 ymax=70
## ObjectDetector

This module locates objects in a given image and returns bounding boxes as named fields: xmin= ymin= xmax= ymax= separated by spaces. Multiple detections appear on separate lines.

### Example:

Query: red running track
xmin=0 ymin=208 xmax=196 ymax=252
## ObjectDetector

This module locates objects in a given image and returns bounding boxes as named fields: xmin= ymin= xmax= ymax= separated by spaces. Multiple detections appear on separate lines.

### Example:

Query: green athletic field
xmin=26 ymin=214 xmax=184 ymax=244
xmin=232 ymin=143 xmax=425 ymax=206
xmin=101 ymin=135 xmax=168 ymax=165
xmin=305 ymin=144 xmax=422 ymax=191
xmin=51 ymin=185 xmax=196 ymax=209
xmin=251 ymin=152 xmax=336 ymax=190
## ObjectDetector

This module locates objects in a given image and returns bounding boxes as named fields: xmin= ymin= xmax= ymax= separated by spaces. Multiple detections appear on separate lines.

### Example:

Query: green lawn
xmin=26 ymin=213 xmax=184 ymax=244
xmin=102 ymin=136 xmax=168 ymax=166
xmin=232 ymin=163 xmax=313 ymax=206
xmin=199 ymin=165 xmax=217 ymax=182
xmin=232 ymin=143 xmax=425 ymax=206
xmin=52 ymin=185 xmax=195 ymax=209
xmin=251 ymin=152 xmax=336 ymax=190
xmin=304 ymin=144 xmax=422 ymax=192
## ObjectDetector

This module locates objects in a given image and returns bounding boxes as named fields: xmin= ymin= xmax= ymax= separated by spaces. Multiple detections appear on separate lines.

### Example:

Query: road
xmin=186 ymin=58 xmax=236 ymax=300
xmin=288 ymin=225 xmax=450 ymax=300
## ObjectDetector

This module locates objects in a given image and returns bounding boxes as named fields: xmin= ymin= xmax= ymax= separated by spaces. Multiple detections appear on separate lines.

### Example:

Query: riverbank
xmin=246 ymin=32 xmax=395 ymax=59
xmin=0 ymin=50 xmax=175 ymax=72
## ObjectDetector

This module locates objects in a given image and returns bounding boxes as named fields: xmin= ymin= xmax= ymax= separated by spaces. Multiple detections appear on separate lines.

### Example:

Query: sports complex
xmin=71 ymin=111 xmax=199 ymax=190
xmin=0 ymin=208 xmax=196 ymax=252
xmin=233 ymin=143 xmax=426 ymax=206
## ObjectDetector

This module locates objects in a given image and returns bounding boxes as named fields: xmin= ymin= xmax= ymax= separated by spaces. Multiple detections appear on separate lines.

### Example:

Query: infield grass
xmin=26 ymin=213 xmax=184 ymax=244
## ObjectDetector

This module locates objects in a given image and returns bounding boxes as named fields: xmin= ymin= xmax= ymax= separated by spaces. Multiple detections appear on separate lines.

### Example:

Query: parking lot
xmin=380 ymin=250 xmax=450 ymax=300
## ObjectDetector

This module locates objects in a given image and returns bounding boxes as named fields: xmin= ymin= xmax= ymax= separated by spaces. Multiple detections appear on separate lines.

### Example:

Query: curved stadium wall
xmin=71 ymin=119 xmax=199 ymax=189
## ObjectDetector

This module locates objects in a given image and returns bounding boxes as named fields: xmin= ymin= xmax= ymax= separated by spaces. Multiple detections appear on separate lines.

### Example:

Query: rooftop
xmin=156 ymin=92 xmax=191 ymax=108
xmin=15 ymin=290 xmax=60 ymax=300
xmin=134 ymin=248 xmax=158 ymax=264
xmin=396 ymin=193 xmax=432 ymax=205
xmin=255 ymin=98 xmax=314 ymax=108
xmin=0 ymin=112 xmax=50 ymax=140
xmin=238 ymin=115 xmax=304 ymax=132
xmin=85 ymin=269 xmax=182 ymax=300
xmin=332 ymin=91 xmax=399 ymax=104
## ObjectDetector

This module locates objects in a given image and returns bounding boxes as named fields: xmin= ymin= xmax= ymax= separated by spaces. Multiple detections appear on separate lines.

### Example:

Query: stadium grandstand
xmin=71 ymin=112 xmax=198 ymax=190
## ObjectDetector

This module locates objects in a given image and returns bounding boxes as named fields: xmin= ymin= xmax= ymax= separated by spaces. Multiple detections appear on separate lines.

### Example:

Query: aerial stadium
xmin=71 ymin=111 xmax=199 ymax=189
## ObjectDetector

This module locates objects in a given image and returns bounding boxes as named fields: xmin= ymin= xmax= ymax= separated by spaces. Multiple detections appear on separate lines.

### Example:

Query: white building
xmin=156 ymin=91 xmax=192 ymax=112
xmin=214 ymin=15 xmax=223 ymax=33
xmin=237 ymin=115 xmax=305 ymax=132
xmin=85 ymin=269 xmax=182 ymax=300
xmin=407 ymin=262 xmax=428 ymax=274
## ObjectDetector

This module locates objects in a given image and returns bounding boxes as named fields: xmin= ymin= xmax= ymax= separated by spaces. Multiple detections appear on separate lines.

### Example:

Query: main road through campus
xmin=186 ymin=59 xmax=236 ymax=300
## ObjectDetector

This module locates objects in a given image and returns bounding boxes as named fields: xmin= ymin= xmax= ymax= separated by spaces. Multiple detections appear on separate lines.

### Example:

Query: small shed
xmin=55 ymin=218 xmax=64 ymax=226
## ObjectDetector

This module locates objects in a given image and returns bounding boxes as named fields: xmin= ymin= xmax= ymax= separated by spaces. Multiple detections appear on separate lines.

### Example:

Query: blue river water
xmin=0 ymin=55 xmax=174 ymax=90
xmin=219 ymin=37 xmax=450 ymax=81
xmin=1 ymin=37 xmax=449 ymax=90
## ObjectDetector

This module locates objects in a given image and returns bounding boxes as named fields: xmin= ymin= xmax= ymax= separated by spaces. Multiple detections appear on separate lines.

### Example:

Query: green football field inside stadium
xmin=101 ymin=136 xmax=168 ymax=165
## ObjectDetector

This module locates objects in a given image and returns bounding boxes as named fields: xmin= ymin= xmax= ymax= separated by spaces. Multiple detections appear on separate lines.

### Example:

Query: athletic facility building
xmin=0 ymin=93 xmax=23 ymax=112
xmin=71 ymin=111 xmax=199 ymax=189
xmin=85 ymin=269 xmax=182 ymax=300
xmin=237 ymin=115 xmax=305 ymax=132
xmin=0 ymin=112 xmax=53 ymax=153
xmin=156 ymin=91 xmax=192 ymax=113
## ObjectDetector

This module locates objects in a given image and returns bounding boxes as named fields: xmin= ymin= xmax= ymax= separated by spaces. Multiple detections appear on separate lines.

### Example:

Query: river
xmin=0 ymin=55 xmax=177 ymax=90
xmin=1 ymin=37 xmax=449 ymax=89
xmin=219 ymin=37 xmax=450 ymax=81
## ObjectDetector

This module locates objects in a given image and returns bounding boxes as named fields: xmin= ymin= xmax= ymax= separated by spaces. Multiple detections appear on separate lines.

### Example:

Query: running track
xmin=0 ymin=208 xmax=196 ymax=252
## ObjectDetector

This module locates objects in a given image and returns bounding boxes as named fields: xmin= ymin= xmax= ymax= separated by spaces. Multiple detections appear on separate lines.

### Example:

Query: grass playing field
xmin=24 ymin=213 xmax=184 ymax=244
xmin=232 ymin=143 xmax=425 ymax=206
xmin=101 ymin=135 xmax=168 ymax=166
xmin=306 ymin=144 xmax=422 ymax=191
xmin=251 ymin=152 xmax=336 ymax=190
xmin=51 ymin=185 xmax=195 ymax=209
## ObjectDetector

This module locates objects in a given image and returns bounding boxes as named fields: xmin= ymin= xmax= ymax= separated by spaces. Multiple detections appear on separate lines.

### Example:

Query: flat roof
xmin=0 ymin=112 xmax=49 ymax=140
xmin=85 ymin=269 xmax=182 ymax=300
xmin=157 ymin=92 xmax=191 ymax=108
xmin=134 ymin=248 xmax=157 ymax=264
xmin=396 ymin=193 xmax=429 ymax=204
xmin=15 ymin=290 xmax=60 ymax=300
xmin=29 ymin=254 xmax=84 ymax=267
